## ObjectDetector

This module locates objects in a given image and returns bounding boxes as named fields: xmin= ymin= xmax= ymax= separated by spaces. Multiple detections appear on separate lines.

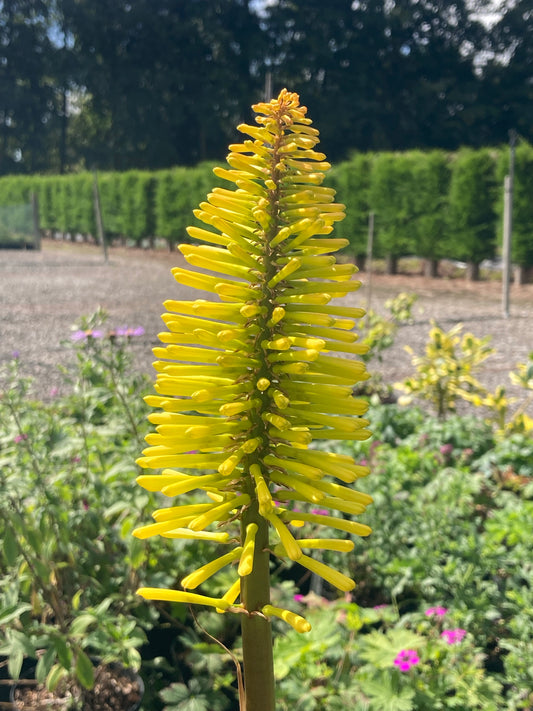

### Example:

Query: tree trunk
xmin=424 ymin=258 xmax=439 ymax=278
xmin=354 ymin=254 xmax=366 ymax=271
xmin=466 ymin=262 xmax=480 ymax=281
xmin=385 ymin=254 xmax=398 ymax=275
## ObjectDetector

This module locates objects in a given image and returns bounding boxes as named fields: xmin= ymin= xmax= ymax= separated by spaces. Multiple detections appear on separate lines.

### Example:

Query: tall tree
xmin=261 ymin=0 xmax=491 ymax=160
xmin=478 ymin=0 xmax=533 ymax=146
xmin=0 ymin=0 xmax=56 ymax=175
xmin=61 ymin=0 xmax=263 ymax=170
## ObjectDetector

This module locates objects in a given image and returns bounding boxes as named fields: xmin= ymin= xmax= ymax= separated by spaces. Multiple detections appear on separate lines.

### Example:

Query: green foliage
xmin=410 ymin=150 xmax=452 ymax=261
xmin=0 ymin=313 xmax=161 ymax=695
xmin=329 ymin=154 xmax=372 ymax=257
xmin=448 ymin=148 xmax=498 ymax=266
xmin=120 ymin=171 xmax=156 ymax=245
xmin=396 ymin=321 xmax=494 ymax=418
xmin=368 ymin=153 xmax=418 ymax=261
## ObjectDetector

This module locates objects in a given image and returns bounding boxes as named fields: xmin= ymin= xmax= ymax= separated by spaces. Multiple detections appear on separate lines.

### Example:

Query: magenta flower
xmin=393 ymin=649 xmax=420 ymax=672
xmin=425 ymin=606 xmax=448 ymax=617
xmin=293 ymin=594 xmax=305 ymax=603
xmin=310 ymin=508 xmax=329 ymax=516
xmin=439 ymin=443 xmax=453 ymax=457
xmin=14 ymin=433 xmax=28 ymax=444
xmin=441 ymin=628 xmax=467 ymax=644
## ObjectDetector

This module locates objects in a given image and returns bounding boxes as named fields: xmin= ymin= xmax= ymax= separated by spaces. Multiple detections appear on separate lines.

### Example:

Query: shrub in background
xmin=330 ymin=153 xmax=372 ymax=267
xmin=368 ymin=152 xmax=418 ymax=274
xmin=497 ymin=142 xmax=533 ymax=283
xmin=411 ymin=150 xmax=451 ymax=277
xmin=448 ymin=148 xmax=498 ymax=280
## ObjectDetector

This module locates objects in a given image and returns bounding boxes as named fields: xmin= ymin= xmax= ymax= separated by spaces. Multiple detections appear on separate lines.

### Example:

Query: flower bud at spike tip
xmin=133 ymin=88 xmax=372 ymax=634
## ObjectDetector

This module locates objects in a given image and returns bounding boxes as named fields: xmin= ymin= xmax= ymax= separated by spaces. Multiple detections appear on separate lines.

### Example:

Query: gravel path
xmin=1 ymin=240 xmax=532 ymax=411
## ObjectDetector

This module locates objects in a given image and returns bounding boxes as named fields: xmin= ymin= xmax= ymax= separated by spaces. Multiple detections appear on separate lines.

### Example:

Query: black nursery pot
xmin=10 ymin=660 xmax=144 ymax=711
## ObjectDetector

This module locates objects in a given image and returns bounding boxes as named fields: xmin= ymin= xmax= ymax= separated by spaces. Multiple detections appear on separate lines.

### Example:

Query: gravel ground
xmin=1 ymin=240 xmax=532 ymax=412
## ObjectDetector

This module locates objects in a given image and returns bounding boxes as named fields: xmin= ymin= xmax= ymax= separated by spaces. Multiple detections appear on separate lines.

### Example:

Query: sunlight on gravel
xmin=1 ymin=240 xmax=532 ymax=408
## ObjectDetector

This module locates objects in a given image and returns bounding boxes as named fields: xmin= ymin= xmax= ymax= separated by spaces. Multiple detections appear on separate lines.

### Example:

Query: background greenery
xmin=2 ymin=144 xmax=533 ymax=271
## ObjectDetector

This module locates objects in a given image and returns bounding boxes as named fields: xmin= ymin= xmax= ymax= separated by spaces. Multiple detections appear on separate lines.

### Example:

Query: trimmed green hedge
xmin=2 ymin=145 xmax=532 ymax=275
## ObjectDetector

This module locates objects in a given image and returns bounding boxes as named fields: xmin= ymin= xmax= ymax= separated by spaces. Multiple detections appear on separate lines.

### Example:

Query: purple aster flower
xmin=425 ymin=606 xmax=448 ymax=617
xmin=393 ymin=649 xmax=420 ymax=672
xmin=71 ymin=329 xmax=103 ymax=341
xmin=116 ymin=326 xmax=145 ymax=337
xmin=71 ymin=330 xmax=87 ymax=342
xmin=441 ymin=628 xmax=467 ymax=644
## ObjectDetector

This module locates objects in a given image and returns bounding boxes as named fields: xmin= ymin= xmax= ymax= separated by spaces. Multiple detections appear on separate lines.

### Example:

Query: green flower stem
xmin=240 ymin=502 xmax=275 ymax=711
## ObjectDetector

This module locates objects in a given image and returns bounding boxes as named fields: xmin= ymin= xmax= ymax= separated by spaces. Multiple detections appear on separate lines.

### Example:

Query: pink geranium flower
xmin=425 ymin=606 xmax=448 ymax=617
xmin=441 ymin=628 xmax=467 ymax=644
xmin=393 ymin=649 xmax=420 ymax=671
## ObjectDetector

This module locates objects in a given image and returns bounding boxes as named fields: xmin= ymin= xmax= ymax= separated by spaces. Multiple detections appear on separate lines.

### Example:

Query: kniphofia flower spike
xmin=134 ymin=89 xmax=372 ymax=633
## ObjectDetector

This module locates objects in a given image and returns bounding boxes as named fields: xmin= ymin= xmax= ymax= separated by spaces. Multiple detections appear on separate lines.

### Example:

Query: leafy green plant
xmin=396 ymin=321 xmax=494 ymax=418
xmin=0 ymin=318 xmax=161 ymax=706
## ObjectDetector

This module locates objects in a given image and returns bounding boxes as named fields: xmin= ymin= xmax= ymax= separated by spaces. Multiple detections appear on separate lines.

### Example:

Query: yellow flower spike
xmin=182 ymin=548 xmax=243 ymax=590
xmin=261 ymin=605 xmax=311 ymax=634
xmin=238 ymin=523 xmax=258 ymax=577
xmin=134 ymin=92 xmax=373 ymax=685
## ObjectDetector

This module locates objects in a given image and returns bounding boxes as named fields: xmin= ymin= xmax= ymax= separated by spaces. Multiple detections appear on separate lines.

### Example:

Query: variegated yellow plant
xmin=133 ymin=89 xmax=372 ymax=710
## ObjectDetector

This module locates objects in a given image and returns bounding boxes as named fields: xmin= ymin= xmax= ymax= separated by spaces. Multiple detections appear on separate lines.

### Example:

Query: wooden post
xmin=31 ymin=192 xmax=41 ymax=251
xmin=93 ymin=172 xmax=108 ymax=263
xmin=264 ymin=70 xmax=273 ymax=102
xmin=502 ymin=175 xmax=512 ymax=319
xmin=502 ymin=131 xmax=516 ymax=319
xmin=366 ymin=211 xmax=375 ymax=313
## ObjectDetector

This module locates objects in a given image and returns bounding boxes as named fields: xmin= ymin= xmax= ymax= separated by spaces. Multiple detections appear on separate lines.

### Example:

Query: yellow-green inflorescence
xmin=134 ymin=89 xmax=372 ymax=634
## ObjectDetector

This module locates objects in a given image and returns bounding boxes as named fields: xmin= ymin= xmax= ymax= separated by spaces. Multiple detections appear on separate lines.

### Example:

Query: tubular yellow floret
xmin=238 ymin=523 xmax=258 ymax=577
xmin=265 ymin=511 xmax=303 ymax=561
xmin=261 ymin=605 xmax=311 ymax=633
xmin=137 ymin=588 xmax=230 ymax=610
xmin=182 ymin=548 xmax=243 ymax=590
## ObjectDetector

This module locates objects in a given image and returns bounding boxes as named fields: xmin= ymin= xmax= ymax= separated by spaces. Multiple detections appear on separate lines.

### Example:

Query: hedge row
xmin=1 ymin=146 xmax=532 ymax=270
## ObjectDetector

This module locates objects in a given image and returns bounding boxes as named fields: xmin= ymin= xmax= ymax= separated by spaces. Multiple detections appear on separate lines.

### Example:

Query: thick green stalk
xmin=240 ymin=503 xmax=275 ymax=711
